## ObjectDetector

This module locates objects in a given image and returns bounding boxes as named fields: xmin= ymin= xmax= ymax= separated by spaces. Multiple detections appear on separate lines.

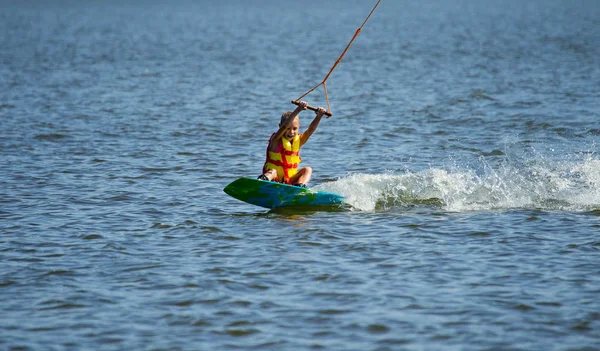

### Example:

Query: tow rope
xmin=292 ymin=0 xmax=382 ymax=117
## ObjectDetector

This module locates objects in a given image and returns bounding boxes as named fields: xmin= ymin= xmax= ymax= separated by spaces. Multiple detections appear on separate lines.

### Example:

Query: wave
xmin=316 ymin=154 xmax=600 ymax=212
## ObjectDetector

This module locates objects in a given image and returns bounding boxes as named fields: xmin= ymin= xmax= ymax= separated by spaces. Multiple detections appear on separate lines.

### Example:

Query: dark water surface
xmin=2 ymin=0 xmax=600 ymax=350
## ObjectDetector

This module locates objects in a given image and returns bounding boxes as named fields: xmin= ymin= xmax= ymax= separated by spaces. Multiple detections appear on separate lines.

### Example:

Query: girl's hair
xmin=279 ymin=111 xmax=296 ymax=126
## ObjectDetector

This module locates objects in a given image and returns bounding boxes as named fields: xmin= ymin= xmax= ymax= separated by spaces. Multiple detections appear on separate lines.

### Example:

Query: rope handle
xmin=291 ymin=100 xmax=333 ymax=118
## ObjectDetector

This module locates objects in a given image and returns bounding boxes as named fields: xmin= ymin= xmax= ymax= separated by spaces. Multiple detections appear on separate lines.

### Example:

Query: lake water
xmin=1 ymin=0 xmax=600 ymax=350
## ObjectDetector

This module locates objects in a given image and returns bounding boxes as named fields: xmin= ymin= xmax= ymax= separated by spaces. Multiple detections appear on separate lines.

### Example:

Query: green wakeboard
xmin=223 ymin=177 xmax=344 ymax=209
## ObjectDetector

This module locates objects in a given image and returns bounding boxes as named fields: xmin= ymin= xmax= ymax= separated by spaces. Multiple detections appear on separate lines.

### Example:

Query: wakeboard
xmin=223 ymin=177 xmax=344 ymax=209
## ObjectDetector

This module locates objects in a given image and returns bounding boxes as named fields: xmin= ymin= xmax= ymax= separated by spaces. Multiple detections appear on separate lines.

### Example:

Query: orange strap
xmin=295 ymin=0 xmax=382 ymax=115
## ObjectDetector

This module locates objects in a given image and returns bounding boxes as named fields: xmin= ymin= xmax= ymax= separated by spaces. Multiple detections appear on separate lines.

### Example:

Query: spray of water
xmin=315 ymin=154 xmax=600 ymax=212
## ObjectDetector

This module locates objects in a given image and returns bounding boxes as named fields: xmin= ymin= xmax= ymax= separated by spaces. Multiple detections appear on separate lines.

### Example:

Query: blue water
xmin=2 ymin=0 xmax=600 ymax=350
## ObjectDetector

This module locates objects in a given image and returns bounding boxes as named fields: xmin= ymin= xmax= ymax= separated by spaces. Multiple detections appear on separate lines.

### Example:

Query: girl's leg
xmin=259 ymin=169 xmax=278 ymax=181
xmin=290 ymin=167 xmax=312 ymax=186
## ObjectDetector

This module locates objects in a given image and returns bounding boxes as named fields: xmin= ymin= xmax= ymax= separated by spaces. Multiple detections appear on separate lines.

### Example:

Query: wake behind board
xmin=224 ymin=177 xmax=344 ymax=209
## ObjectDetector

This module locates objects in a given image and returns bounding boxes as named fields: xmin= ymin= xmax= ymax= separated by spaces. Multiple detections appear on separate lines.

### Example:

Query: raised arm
xmin=300 ymin=107 xmax=327 ymax=146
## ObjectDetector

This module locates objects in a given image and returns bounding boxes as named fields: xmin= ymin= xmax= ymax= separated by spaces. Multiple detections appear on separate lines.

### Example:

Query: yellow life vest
xmin=263 ymin=134 xmax=302 ymax=184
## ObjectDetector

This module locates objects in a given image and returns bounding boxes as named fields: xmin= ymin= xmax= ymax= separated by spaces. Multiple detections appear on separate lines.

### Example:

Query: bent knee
xmin=264 ymin=169 xmax=278 ymax=181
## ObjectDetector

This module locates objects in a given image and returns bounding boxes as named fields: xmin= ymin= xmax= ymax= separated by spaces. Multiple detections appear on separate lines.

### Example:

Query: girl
xmin=259 ymin=101 xmax=327 ymax=187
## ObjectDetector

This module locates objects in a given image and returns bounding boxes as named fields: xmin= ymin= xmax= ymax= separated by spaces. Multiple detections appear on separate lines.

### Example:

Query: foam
xmin=314 ymin=155 xmax=600 ymax=212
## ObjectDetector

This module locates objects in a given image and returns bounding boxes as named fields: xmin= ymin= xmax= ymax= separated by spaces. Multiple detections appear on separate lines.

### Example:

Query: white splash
xmin=314 ymin=155 xmax=600 ymax=212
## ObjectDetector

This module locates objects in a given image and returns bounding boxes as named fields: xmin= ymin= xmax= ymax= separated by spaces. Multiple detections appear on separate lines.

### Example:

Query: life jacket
xmin=263 ymin=133 xmax=302 ymax=184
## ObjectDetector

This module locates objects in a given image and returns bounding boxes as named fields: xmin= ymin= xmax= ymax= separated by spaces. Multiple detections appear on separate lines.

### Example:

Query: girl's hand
xmin=298 ymin=101 xmax=308 ymax=110
xmin=315 ymin=107 xmax=327 ymax=116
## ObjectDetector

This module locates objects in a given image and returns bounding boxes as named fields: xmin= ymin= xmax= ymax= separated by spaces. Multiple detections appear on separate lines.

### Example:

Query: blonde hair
xmin=279 ymin=111 xmax=297 ymax=126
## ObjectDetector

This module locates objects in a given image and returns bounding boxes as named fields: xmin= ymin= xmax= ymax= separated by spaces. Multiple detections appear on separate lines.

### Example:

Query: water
xmin=1 ymin=0 xmax=600 ymax=350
